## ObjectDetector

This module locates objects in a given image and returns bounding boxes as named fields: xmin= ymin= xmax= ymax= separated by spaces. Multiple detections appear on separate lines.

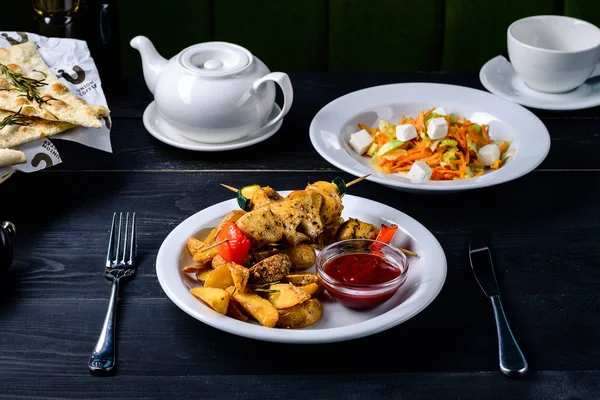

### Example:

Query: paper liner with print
xmin=0 ymin=31 xmax=112 ymax=179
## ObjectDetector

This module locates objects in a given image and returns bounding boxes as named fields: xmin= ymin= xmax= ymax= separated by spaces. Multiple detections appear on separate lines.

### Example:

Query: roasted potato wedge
xmin=226 ymin=286 xmax=279 ymax=327
xmin=283 ymin=272 xmax=319 ymax=287
xmin=190 ymin=287 xmax=229 ymax=314
xmin=193 ymin=246 xmax=219 ymax=264
xmin=227 ymin=262 xmax=250 ymax=293
xmin=196 ymin=269 xmax=212 ymax=284
xmin=226 ymin=296 xmax=249 ymax=322
xmin=267 ymin=283 xmax=311 ymax=309
xmin=336 ymin=218 xmax=380 ymax=241
xmin=204 ymin=264 xmax=234 ymax=289
xmin=182 ymin=261 xmax=211 ymax=273
xmin=186 ymin=237 xmax=204 ymax=256
xmin=248 ymin=253 xmax=291 ymax=285
xmin=276 ymin=298 xmax=322 ymax=329
xmin=214 ymin=210 xmax=246 ymax=235
xmin=298 ymin=283 xmax=321 ymax=296
xmin=286 ymin=244 xmax=316 ymax=271
xmin=211 ymin=254 xmax=227 ymax=269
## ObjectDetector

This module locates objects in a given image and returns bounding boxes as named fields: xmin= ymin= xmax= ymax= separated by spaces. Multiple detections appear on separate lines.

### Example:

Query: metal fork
xmin=88 ymin=212 xmax=137 ymax=373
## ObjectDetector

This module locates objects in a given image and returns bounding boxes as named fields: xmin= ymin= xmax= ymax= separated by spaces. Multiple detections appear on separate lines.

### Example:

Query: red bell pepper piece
xmin=376 ymin=224 xmax=398 ymax=244
xmin=216 ymin=221 xmax=251 ymax=265
xmin=370 ymin=224 xmax=399 ymax=253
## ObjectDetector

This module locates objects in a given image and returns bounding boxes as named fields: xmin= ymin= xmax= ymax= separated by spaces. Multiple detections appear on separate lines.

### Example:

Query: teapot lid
xmin=180 ymin=42 xmax=253 ymax=77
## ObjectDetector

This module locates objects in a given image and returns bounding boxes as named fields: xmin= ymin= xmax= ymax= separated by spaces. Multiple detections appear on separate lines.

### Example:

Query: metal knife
xmin=469 ymin=232 xmax=528 ymax=377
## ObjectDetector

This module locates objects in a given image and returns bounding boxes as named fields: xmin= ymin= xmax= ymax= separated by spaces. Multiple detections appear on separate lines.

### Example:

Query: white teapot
xmin=131 ymin=36 xmax=293 ymax=143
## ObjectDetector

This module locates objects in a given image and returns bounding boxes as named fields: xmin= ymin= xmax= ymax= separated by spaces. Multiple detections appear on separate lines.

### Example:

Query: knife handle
xmin=490 ymin=295 xmax=528 ymax=377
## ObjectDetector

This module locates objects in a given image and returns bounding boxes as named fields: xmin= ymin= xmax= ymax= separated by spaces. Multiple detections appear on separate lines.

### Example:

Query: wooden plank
xmin=1 ymin=171 xmax=599 ymax=300
xmin=0 ymin=297 xmax=598 ymax=376
xmin=106 ymin=73 xmax=600 ymax=120
xmin=49 ymin=115 xmax=600 ymax=171
xmin=0 ymin=371 xmax=597 ymax=399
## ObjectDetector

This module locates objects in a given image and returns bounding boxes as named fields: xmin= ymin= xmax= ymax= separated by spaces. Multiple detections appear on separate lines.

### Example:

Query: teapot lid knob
xmin=204 ymin=59 xmax=223 ymax=70
xmin=180 ymin=42 xmax=253 ymax=76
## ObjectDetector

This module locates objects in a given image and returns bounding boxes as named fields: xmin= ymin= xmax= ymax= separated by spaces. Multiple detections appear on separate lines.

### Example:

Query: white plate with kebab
xmin=156 ymin=177 xmax=447 ymax=343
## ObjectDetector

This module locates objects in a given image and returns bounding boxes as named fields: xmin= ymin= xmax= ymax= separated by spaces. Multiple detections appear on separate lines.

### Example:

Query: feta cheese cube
xmin=478 ymin=144 xmax=500 ymax=166
xmin=427 ymin=117 xmax=448 ymax=140
xmin=349 ymin=129 xmax=373 ymax=155
xmin=396 ymin=124 xmax=417 ymax=141
xmin=433 ymin=107 xmax=447 ymax=116
xmin=406 ymin=161 xmax=432 ymax=181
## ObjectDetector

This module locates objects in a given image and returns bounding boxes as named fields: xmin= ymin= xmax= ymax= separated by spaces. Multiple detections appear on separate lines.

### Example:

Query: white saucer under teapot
xmin=131 ymin=36 xmax=293 ymax=144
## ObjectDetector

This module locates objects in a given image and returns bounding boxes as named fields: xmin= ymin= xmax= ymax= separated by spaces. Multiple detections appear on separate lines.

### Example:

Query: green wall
xmin=3 ymin=0 xmax=600 ymax=72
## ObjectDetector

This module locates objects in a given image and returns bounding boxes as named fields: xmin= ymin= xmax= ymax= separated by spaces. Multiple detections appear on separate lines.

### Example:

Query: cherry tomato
xmin=216 ymin=221 xmax=251 ymax=264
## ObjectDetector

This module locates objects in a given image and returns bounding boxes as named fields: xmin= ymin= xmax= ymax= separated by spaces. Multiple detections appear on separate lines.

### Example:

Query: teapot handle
xmin=252 ymin=72 xmax=294 ymax=130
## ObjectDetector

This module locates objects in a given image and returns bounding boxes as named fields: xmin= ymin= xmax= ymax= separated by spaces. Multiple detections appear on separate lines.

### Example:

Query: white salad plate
xmin=310 ymin=82 xmax=551 ymax=193
xmin=143 ymin=101 xmax=283 ymax=152
xmin=156 ymin=192 xmax=447 ymax=344
xmin=480 ymin=55 xmax=600 ymax=110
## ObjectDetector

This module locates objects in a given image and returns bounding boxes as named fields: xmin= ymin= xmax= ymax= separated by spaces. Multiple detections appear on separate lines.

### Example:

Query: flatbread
xmin=0 ymin=148 xmax=26 ymax=167
xmin=0 ymin=105 xmax=109 ymax=149
xmin=0 ymin=42 xmax=103 ymax=128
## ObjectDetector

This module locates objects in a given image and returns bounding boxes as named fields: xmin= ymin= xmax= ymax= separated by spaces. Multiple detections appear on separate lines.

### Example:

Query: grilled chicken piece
xmin=236 ymin=181 xmax=343 ymax=248
xmin=251 ymin=186 xmax=283 ymax=210
xmin=237 ymin=189 xmax=326 ymax=247
xmin=336 ymin=218 xmax=380 ymax=241
xmin=276 ymin=190 xmax=324 ymax=241
xmin=305 ymin=181 xmax=343 ymax=228
xmin=236 ymin=207 xmax=284 ymax=248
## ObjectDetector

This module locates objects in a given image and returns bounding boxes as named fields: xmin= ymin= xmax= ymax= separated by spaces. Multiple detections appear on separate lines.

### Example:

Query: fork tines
xmin=106 ymin=212 xmax=137 ymax=268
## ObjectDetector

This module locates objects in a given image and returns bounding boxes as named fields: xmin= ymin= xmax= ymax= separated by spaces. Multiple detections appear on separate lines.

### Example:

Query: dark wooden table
xmin=1 ymin=73 xmax=599 ymax=399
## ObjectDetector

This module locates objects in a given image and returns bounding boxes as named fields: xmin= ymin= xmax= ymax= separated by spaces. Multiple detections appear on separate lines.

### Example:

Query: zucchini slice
xmin=331 ymin=177 xmax=347 ymax=197
xmin=237 ymin=184 xmax=261 ymax=211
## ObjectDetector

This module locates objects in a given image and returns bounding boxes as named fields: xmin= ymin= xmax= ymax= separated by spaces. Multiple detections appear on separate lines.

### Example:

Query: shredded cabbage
xmin=376 ymin=140 xmax=404 ymax=156
xmin=378 ymin=120 xmax=396 ymax=138
xmin=442 ymin=147 xmax=459 ymax=164
xmin=441 ymin=139 xmax=458 ymax=147
xmin=468 ymin=124 xmax=482 ymax=134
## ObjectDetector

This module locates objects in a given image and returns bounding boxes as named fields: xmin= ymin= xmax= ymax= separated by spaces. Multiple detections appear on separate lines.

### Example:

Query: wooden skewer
xmin=221 ymin=174 xmax=370 ymax=194
xmin=399 ymin=248 xmax=419 ymax=258
xmin=198 ymin=238 xmax=229 ymax=252
xmin=346 ymin=174 xmax=370 ymax=188
xmin=220 ymin=183 xmax=238 ymax=193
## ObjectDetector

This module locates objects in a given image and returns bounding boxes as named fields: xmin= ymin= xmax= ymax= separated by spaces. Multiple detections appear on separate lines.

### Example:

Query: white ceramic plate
xmin=480 ymin=55 xmax=600 ymax=111
xmin=156 ymin=192 xmax=447 ymax=343
xmin=310 ymin=82 xmax=550 ymax=193
xmin=143 ymin=101 xmax=283 ymax=152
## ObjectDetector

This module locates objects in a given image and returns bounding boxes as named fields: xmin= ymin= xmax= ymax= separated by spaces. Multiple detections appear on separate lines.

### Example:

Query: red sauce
xmin=322 ymin=253 xmax=403 ymax=310
xmin=324 ymin=253 xmax=401 ymax=285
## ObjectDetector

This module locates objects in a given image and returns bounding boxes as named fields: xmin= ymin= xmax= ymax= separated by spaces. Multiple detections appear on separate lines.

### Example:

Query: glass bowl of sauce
xmin=316 ymin=239 xmax=409 ymax=310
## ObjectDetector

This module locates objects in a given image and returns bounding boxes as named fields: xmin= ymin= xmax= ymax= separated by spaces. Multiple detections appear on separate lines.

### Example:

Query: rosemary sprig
xmin=0 ymin=108 xmax=31 ymax=130
xmin=0 ymin=63 xmax=54 ymax=107
xmin=252 ymin=280 xmax=281 ymax=288
xmin=250 ymin=280 xmax=281 ymax=293
xmin=252 ymin=288 xmax=280 ymax=293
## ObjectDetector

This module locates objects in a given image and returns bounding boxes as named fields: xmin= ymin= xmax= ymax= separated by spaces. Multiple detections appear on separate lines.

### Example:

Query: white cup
xmin=507 ymin=15 xmax=600 ymax=93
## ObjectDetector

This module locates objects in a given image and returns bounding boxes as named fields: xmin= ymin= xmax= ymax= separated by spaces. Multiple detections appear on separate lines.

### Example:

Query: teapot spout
xmin=130 ymin=36 xmax=167 ymax=94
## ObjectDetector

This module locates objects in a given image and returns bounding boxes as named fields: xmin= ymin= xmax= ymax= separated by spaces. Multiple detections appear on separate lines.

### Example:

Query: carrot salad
xmin=358 ymin=108 xmax=512 ymax=181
